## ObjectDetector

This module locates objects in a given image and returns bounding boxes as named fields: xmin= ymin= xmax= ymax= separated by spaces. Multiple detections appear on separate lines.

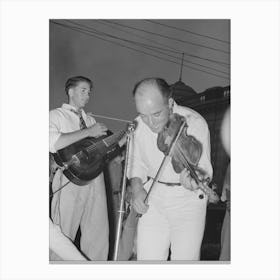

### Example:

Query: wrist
xmin=82 ymin=128 xmax=90 ymax=138
xmin=130 ymin=177 xmax=144 ymax=195
xmin=132 ymin=184 xmax=144 ymax=194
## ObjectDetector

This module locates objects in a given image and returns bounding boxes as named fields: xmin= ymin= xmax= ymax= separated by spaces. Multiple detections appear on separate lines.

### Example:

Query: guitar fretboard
xmin=103 ymin=130 xmax=125 ymax=147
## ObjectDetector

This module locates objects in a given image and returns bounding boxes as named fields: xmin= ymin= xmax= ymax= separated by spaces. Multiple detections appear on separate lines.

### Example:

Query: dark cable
xmin=51 ymin=21 xmax=229 ymax=80
xmin=97 ymin=20 xmax=229 ymax=67
xmin=105 ymin=20 xmax=230 ymax=54
xmin=145 ymin=20 xmax=230 ymax=44
xmin=66 ymin=20 xmax=229 ymax=75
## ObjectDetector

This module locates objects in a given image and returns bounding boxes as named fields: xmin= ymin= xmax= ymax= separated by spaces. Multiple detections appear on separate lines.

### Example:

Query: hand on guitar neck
xmin=115 ymin=120 xmax=138 ymax=149
xmin=118 ymin=133 xmax=127 ymax=148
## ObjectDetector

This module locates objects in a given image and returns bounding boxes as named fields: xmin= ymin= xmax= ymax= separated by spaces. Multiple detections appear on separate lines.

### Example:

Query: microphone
xmin=127 ymin=119 xmax=138 ymax=132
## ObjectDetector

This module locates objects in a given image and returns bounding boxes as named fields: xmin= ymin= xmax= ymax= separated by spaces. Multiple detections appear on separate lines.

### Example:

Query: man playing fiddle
xmin=49 ymin=76 xmax=109 ymax=260
xmin=127 ymin=77 xmax=213 ymax=260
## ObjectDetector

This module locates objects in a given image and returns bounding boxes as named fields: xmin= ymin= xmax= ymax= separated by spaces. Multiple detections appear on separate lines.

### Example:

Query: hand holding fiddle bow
xmin=158 ymin=113 xmax=219 ymax=203
xmin=180 ymin=168 xmax=203 ymax=191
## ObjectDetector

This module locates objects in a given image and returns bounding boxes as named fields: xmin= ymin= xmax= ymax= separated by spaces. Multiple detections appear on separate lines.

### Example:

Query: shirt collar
xmin=172 ymin=100 xmax=179 ymax=114
xmin=62 ymin=103 xmax=85 ymax=115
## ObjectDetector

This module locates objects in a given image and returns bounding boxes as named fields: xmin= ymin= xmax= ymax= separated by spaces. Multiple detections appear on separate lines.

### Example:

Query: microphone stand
xmin=113 ymin=122 xmax=136 ymax=261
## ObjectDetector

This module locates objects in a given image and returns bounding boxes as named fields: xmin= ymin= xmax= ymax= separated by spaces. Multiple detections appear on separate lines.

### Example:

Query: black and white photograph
xmin=1 ymin=0 xmax=280 ymax=279
xmin=49 ymin=19 xmax=230 ymax=262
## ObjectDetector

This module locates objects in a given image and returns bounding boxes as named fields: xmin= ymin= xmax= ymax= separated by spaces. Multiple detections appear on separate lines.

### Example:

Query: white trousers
xmin=50 ymin=170 xmax=109 ymax=261
xmin=137 ymin=182 xmax=207 ymax=260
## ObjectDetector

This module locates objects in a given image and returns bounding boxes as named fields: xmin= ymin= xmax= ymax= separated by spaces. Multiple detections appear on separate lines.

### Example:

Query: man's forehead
xmin=135 ymin=89 xmax=168 ymax=115
xmin=136 ymin=83 xmax=160 ymax=95
xmin=136 ymin=87 xmax=169 ymax=107
xmin=76 ymin=81 xmax=91 ymax=88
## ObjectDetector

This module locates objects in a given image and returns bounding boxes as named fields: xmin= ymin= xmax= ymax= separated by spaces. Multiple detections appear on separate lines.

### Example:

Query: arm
xmin=49 ymin=110 xmax=108 ymax=152
xmin=127 ymin=123 xmax=149 ymax=214
xmin=53 ymin=124 xmax=108 ymax=151
xmin=54 ymin=129 xmax=91 ymax=151
xmin=130 ymin=177 xmax=148 ymax=214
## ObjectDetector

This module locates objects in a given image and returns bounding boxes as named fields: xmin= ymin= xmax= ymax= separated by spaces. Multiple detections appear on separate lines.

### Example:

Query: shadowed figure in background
xmin=219 ymin=108 xmax=230 ymax=261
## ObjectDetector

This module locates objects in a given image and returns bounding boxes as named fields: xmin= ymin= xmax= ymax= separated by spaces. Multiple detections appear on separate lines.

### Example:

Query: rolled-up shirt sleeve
xmin=49 ymin=110 xmax=62 ymax=153
xmin=187 ymin=116 xmax=213 ymax=180
xmin=127 ymin=129 xmax=148 ymax=183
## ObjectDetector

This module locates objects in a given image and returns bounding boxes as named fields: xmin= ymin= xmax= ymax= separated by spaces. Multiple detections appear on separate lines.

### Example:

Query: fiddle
xmin=157 ymin=113 xmax=219 ymax=203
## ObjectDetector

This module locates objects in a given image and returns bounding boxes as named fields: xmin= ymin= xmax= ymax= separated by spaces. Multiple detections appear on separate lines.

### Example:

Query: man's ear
xmin=68 ymin=88 xmax=73 ymax=98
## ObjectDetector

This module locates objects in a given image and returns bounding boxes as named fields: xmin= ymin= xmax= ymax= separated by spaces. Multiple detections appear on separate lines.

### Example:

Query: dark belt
xmin=147 ymin=177 xmax=205 ymax=199
xmin=147 ymin=176 xmax=181 ymax=187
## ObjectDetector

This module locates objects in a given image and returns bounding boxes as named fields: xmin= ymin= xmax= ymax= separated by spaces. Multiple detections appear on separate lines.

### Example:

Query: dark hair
xmin=132 ymin=77 xmax=171 ymax=100
xmin=65 ymin=76 xmax=93 ymax=95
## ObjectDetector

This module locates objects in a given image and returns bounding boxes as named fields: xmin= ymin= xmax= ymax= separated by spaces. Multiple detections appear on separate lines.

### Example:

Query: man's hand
xmin=132 ymin=188 xmax=149 ymax=215
xmin=180 ymin=168 xmax=201 ymax=191
xmin=118 ymin=134 xmax=127 ymax=148
xmin=87 ymin=123 xmax=108 ymax=138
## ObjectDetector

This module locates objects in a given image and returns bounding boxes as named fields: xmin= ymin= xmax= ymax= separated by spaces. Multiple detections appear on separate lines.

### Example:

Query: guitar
xmin=53 ymin=130 xmax=126 ymax=186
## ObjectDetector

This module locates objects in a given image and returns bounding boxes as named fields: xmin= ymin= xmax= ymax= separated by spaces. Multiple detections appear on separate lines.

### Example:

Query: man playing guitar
xmin=49 ymin=76 xmax=109 ymax=261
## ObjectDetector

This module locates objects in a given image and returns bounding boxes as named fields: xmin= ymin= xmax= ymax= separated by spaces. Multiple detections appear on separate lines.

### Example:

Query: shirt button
xmin=199 ymin=194 xmax=204 ymax=199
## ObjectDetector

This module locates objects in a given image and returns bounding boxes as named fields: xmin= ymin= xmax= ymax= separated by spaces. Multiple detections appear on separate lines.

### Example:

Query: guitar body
xmin=53 ymin=131 xmax=120 ymax=186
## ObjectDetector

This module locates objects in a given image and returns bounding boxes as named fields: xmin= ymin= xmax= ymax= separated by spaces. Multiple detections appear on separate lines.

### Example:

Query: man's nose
xmin=148 ymin=116 xmax=156 ymax=126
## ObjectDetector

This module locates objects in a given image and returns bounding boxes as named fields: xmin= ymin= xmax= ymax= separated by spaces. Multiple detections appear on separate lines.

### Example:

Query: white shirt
xmin=127 ymin=102 xmax=213 ymax=185
xmin=49 ymin=103 xmax=96 ymax=153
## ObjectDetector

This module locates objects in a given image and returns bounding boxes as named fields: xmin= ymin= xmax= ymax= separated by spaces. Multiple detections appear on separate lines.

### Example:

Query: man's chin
xmin=149 ymin=126 xmax=163 ymax=134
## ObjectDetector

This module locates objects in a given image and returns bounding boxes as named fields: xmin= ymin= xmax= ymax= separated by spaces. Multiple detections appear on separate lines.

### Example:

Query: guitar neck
xmin=104 ymin=130 xmax=125 ymax=147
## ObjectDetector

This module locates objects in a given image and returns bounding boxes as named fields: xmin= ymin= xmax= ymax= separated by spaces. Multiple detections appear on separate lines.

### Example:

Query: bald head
xmin=132 ymin=78 xmax=171 ymax=102
xmin=133 ymin=78 xmax=173 ymax=134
